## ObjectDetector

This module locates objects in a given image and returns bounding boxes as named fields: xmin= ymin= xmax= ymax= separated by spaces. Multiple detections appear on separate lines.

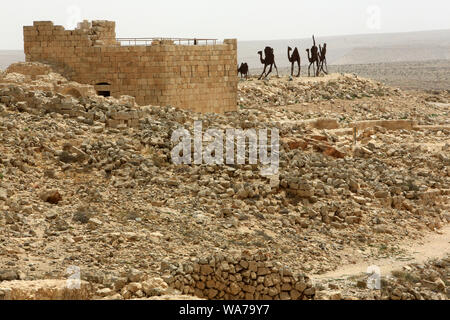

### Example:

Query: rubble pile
xmin=0 ymin=63 xmax=448 ymax=300
xmin=382 ymin=256 xmax=449 ymax=300
xmin=238 ymin=74 xmax=401 ymax=107
xmin=316 ymin=255 xmax=449 ymax=300
xmin=1 ymin=63 xmax=142 ymax=128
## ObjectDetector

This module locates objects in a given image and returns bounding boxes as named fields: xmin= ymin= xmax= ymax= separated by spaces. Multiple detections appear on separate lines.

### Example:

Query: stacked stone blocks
xmin=165 ymin=251 xmax=316 ymax=300
xmin=23 ymin=20 xmax=237 ymax=113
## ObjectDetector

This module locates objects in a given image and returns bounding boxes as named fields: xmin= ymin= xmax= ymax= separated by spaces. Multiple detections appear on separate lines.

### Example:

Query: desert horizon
xmin=3 ymin=28 xmax=449 ymax=91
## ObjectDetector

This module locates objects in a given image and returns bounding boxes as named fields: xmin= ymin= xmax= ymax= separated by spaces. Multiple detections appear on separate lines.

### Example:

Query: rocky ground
xmin=0 ymin=63 xmax=448 ymax=300
xmin=330 ymin=60 xmax=450 ymax=91
xmin=315 ymin=254 xmax=450 ymax=300
xmin=250 ymin=59 xmax=450 ymax=91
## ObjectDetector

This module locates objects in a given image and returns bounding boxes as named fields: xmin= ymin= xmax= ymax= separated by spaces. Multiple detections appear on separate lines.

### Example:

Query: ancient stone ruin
xmin=164 ymin=251 xmax=316 ymax=300
xmin=23 ymin=20 xmax=237 ymax=113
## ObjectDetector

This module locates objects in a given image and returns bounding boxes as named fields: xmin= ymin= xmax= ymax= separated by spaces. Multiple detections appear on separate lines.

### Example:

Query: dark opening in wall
xmin=95 ymin=82 xmax=111 ymax=97
xmin=97 ymin=91 xmax=111 ymax=97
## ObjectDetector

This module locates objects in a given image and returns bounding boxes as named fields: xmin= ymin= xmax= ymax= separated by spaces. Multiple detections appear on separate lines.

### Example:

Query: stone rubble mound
xmin=238 ymin=74 xmax=401 ymax=107
xmin=0 ymin=62 xmax=448 ymax=300
xmin=316 ymin=255 xmax=449 ymax=300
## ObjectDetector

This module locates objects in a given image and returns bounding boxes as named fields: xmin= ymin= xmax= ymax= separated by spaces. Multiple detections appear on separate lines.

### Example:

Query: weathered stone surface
xmin=22 ymin=21 xmax=237 ymax=114
xmin=0 ymin=59 xmax=448 ymax=302
xmin=39 ymin=190 xmax=62 ymax=204
xmin=0 ymin=280 xmax=92 ymax=300
xmin=163 ymin=251 xmax=315 ymax=300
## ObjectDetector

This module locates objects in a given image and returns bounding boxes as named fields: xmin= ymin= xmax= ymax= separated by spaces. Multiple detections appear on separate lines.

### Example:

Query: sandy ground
xmin=312 ymin=224 xmax=450 ymax=282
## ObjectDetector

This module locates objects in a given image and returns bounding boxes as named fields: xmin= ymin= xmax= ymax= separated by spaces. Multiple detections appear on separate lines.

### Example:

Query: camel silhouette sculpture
xmin=318 ymin=43 xmax=328 ymax=75
xmin=287 ymin=46 xmax=301 ymax=77
xmin=306 ymin=35 xmax=320 ymax=77
xmin=257 ymin=47 xmax=278 ymax=80
xmin=237 ymin=62 xmax=249 ymax=79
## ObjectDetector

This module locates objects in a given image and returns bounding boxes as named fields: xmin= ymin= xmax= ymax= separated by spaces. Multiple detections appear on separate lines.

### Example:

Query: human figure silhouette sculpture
xmin=318 ymin=43 xmax=328 ymax=75
xmin=306 ymin=35 xmax=320 ymax=77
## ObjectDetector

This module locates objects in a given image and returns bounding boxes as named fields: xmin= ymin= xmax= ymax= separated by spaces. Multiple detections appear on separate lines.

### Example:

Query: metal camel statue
xmin=287 ymin=46 xmax=301 ymax=77
xmin=237 ymin=62 xmax=249 ymax=79
xmin=257 ymin=47 xmax=279 ymax=80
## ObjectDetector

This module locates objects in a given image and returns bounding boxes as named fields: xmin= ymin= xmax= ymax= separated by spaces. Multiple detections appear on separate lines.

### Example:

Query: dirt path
xmin=312 ymin=224 xmax=450 ymax=282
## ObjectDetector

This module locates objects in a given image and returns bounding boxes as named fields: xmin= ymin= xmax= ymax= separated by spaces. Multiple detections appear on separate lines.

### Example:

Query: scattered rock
xmin=39 ymin=190 xmax=62 ymax=204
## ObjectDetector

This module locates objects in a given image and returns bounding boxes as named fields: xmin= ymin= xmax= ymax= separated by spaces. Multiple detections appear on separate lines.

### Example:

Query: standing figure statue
xmin=306 ymin=35 xmax=320 ymax=77
xmin=318 ymin=43 xmax=328 ymax=75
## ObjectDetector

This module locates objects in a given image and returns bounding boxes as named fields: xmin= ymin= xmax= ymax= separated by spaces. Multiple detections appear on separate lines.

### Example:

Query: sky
xmin=1 ymin=0 xmax=449 ymax=49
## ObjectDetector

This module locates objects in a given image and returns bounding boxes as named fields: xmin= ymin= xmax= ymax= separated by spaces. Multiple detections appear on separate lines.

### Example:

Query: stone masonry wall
xmin=164 ymin=251 xmax=316 ymax=300
xmin=23 ymin=20 xmax=238 ymax=113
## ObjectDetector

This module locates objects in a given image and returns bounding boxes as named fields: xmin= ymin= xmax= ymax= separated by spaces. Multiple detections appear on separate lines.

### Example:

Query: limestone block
xmin=0 ymin=280 xmax=92 ymax=300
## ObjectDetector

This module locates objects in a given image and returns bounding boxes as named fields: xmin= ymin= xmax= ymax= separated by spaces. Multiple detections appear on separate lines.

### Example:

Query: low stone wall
xmin=164 ymin=251 xmax=316 ymax=300
xmin=350 ymin=120 xmax=418 ymax=130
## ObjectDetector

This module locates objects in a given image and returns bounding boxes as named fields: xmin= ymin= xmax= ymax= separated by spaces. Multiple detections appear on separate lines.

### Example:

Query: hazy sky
xmin=1 ymin=0 xmax=449 ymax=49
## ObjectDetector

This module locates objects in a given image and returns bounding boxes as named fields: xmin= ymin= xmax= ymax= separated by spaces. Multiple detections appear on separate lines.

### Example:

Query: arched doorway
xmin=62 ymin=88 xmax=82 ymax=98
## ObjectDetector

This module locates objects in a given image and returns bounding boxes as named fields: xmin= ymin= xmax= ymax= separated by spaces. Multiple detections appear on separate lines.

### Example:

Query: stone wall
xmin=164 ymin=251 xmax=316 ymax=300
xmin=23 ymin=20 xmax=237 ymax=113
